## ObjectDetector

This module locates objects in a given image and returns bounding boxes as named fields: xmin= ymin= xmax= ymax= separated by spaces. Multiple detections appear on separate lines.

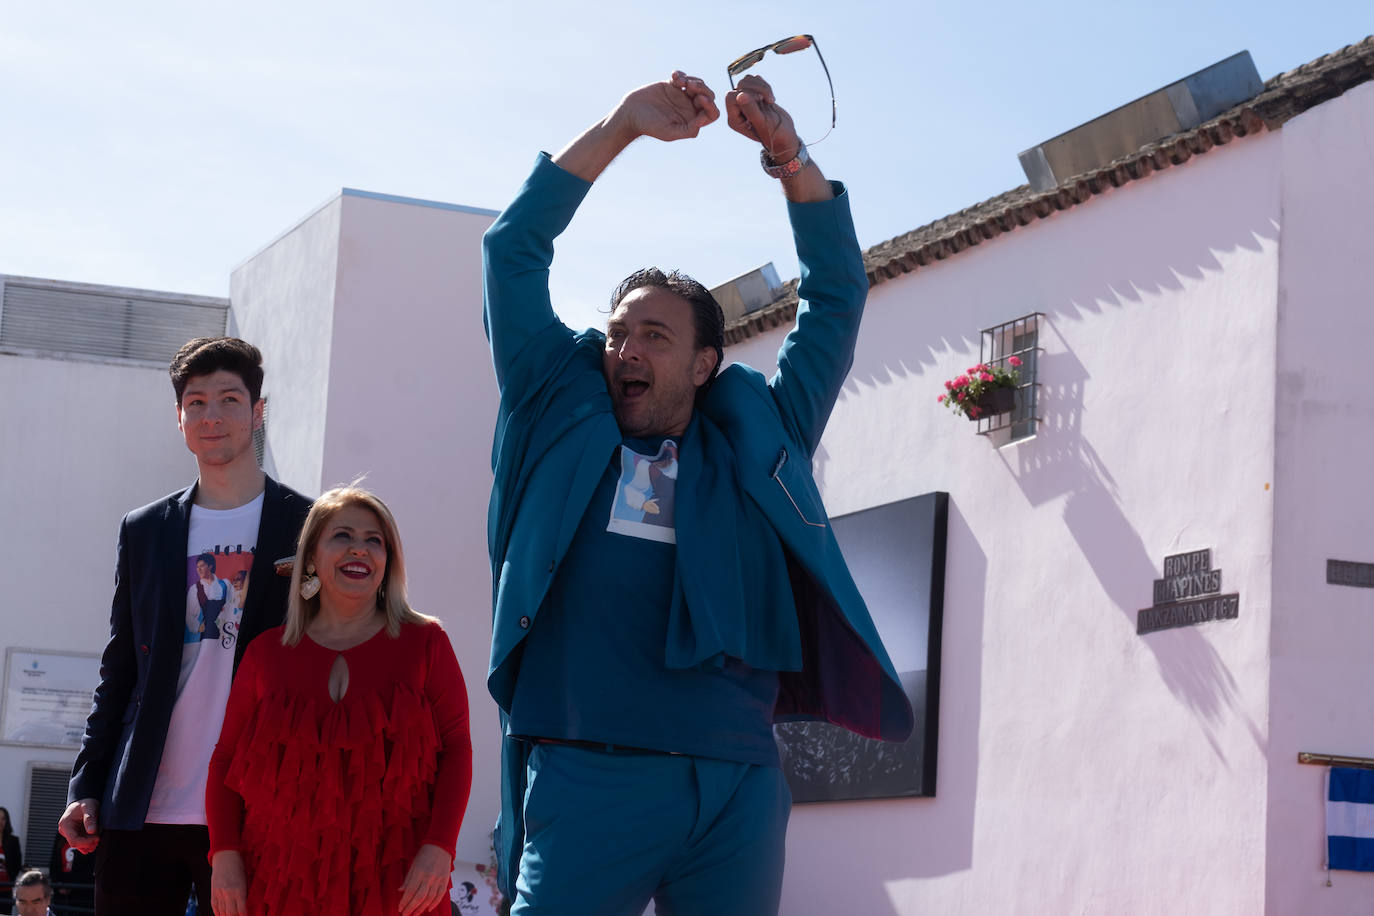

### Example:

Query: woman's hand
xmin=398 ymin=843 xmax=452 ymax=915
xmin=210 ymin=850 xmax=248 ymax=916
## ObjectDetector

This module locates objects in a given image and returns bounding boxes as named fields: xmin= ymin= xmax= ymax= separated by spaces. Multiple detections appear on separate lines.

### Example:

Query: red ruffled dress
xmin=207 ymin=620 xmax=472 ymax=915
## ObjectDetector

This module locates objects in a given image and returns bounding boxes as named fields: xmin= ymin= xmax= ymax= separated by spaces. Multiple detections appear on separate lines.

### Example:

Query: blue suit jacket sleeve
xmin=482 ymin=152 xmax=593 ymax=395
xmin=768 ymin=181 xmax=869 ymax=458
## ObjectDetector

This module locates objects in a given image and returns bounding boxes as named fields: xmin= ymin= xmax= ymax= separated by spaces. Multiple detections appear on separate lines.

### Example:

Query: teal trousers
xmin=511 ymin=743 xmax=791 ymax=916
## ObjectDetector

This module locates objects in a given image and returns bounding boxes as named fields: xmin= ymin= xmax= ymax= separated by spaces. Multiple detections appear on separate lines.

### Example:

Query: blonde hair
xmin=282 ymin=483 xmax=436 ymax=646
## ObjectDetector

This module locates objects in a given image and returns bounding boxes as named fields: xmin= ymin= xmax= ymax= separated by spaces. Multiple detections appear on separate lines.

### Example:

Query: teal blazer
xmin=484 ymin=154 xmax=914 ymax=895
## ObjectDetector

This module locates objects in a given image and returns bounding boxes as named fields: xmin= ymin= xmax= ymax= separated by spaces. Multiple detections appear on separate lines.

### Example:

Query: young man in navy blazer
xmin=59 ymin=337 xmax=311 ymax=915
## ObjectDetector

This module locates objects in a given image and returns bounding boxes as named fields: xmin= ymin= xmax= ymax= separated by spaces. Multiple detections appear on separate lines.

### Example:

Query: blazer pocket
xmin=769 ymin=447 xmax=827 ymax=530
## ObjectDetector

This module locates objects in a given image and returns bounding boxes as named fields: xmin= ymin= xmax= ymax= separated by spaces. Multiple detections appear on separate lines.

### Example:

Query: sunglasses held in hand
xmin=727 ymin=34 xmax=835 ymax=145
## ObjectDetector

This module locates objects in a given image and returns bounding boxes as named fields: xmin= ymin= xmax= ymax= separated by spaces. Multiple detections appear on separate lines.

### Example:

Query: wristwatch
xmin=760 ymin=143 xmax=810 ymax=179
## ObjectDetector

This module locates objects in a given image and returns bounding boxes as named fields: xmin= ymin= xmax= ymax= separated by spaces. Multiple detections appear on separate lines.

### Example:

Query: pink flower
xmin=955 ymin=391 xmax=965 ymax=400
xmin=937 ymin=394 xmax=945 ymax=403
xmin=955 ymin=375 xmax=969 ymax=387
xmin=980 ymin=372 xmax=994 ymax=382
xmin=968 ymin=407 xmax=981 ymax=418
xmin=944 ymin=379 xmax=953 ymax=390
xmin=1008 ymin=355 xmax=1023 ymax=367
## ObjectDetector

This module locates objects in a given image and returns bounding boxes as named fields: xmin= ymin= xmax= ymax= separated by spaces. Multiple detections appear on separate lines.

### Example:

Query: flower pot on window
xmin=966 ymin=386 xmax=1017 ymax=421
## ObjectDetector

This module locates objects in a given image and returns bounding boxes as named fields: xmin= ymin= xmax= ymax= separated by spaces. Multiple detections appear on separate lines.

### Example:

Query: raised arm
xmin=483 ymin=72 xmax=720 ymax=392
xmin=725 ymin=74 xmax=832 ymax=204
xmin=554 ymin=71 xmax=719 ymax=181
xmin=725 ymin=75 xmax=866 ymax=453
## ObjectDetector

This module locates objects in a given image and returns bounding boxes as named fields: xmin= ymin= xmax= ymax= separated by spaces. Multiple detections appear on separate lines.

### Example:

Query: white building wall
xmin=231 ymin=189 xmax=500 ymax=864
xmin=729 ymin=130 xmax=1282 ymax=915
xmin=0 ymin=353 xmax=195 ymax=857
xmin=229 ymin=197 xmax=342 ymax=493
xmin=322 ymin=192 xmax=499 ymax=865
xmin=1267 ymin=80 xmax=1374 ymax=915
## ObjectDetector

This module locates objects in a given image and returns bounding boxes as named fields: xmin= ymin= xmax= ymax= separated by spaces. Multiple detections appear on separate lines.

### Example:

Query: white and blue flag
xmin=1327 ymin=767 xmax=1374 ymax=872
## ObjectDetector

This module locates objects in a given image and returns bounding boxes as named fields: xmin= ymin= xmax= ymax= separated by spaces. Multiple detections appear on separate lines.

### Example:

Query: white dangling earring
xmin=299 ymin=564 xmax=321 ymax=600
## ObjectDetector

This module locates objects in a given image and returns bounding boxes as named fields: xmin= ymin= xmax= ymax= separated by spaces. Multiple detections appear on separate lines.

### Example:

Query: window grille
xmin=0 ymin=276 xmax=228 ymax=367
xmin=977 ymin=312 xmax=1043 ymax=440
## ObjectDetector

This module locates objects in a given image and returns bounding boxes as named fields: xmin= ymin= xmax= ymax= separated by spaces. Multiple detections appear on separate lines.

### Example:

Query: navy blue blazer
xmin=67 ymin=475 xmax=312 ymax=830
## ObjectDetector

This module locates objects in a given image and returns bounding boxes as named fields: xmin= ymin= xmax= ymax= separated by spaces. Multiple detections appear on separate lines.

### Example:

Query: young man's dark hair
xmin=169 ymin=337 xmax=265 ymax=406
xmin=611 ymin=268 xmax=725 ymax=389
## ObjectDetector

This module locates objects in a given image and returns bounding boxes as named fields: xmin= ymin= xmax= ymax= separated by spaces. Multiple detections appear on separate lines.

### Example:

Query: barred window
xmin=976 ymin=312 xmax=1042 ymax=441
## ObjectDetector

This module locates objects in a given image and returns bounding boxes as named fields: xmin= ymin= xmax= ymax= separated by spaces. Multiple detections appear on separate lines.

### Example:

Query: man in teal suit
xmin=484 ymin=70 xmax=914 ymax=916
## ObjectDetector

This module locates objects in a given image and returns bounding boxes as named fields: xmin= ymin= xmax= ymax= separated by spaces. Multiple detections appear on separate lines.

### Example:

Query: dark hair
xmin=0 ymin=806 xmax=10 ymax=839
xmin=196 ymin=552 xmax=217 ymax=573
xmin=13 ymin=868 xmax=51 ymax=895
xmin=169 ymin=337 xmax=264 ymax=406
xmin=610 ymin=268 xmax=724 ymax=392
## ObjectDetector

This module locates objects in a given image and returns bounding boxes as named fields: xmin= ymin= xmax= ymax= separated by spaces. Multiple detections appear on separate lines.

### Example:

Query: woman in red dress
xmin=207 ymin=485 xmax=472 ymax=916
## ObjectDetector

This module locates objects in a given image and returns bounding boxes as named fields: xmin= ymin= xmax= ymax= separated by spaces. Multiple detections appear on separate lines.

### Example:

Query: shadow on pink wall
xmin=782 ymin=502 xmax=983 ymax=913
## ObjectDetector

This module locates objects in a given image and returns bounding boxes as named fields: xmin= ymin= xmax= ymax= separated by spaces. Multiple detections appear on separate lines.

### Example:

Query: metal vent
xmin=710 ymin=263 xmax=783 ymax=324
xmin=1018 ymin=51 xmax=1263 ymax=192
xmin=0 ymin=276 xmax=229 ymax=366
xmin=23 ymin=763 xmax=69 ymax=868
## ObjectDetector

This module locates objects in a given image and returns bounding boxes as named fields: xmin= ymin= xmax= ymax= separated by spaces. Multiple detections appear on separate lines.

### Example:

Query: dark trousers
xmin=94 ymin=824 xmax=210 ymax=916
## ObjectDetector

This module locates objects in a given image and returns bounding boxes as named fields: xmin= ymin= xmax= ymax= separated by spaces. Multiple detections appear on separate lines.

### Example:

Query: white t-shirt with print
xmin=145 ymin=492 xmax=263 ymax=825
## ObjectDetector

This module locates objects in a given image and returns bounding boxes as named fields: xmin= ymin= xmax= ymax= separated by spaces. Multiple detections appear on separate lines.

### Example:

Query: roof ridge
xmin=724 ymin=35 xmax=1374 ymax=343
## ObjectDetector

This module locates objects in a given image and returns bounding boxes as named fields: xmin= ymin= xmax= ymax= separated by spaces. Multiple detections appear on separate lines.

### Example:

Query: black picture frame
xmin=774 ymin=491 xmax=949 ymax=802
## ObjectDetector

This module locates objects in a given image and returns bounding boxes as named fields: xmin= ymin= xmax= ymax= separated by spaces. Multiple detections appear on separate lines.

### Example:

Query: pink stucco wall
xmin=731 ymin=129 xmax=1284 ymax=914
xmin=1266 ymin=80 xmax=1374 ymax=915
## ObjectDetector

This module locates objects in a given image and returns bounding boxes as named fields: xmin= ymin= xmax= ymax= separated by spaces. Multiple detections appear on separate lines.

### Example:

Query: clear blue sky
xmin=3 ymin=1 xmax=1369 ymax=332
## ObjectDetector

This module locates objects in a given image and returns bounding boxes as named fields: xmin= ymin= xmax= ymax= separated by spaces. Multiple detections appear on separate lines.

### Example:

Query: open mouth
xmin=340 ymin=562 xmax=371 ymax=579
xmin=620 ymin=379 xmax=649 ymax=399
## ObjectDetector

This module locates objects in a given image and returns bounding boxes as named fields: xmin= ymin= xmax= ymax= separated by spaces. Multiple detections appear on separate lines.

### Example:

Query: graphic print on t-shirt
xmin=185 ymin=547 xmax=253 ymax=648
xmin=607 ymin=440 xmax=678 ymax=545
xmin=147 ymin=495 xmax=263 ymax=825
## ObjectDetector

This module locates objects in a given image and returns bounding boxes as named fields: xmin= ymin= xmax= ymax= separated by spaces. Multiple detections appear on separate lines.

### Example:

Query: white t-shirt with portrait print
xmin=144 ymin=492 xmax=263 ymax=825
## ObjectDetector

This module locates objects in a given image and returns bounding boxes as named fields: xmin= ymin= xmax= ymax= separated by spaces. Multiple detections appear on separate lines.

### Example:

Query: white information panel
xmin=1 ymin=648 xmax=100 ymax=747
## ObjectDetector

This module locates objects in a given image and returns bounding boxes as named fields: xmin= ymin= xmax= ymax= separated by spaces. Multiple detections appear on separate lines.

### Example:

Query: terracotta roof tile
xmin=725 ymin=35 xmax=1374 ymax=345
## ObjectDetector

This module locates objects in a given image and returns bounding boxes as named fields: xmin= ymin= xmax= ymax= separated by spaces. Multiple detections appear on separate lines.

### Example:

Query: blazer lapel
xmin=242 ymin=476 xmax=282 ymax=619
xmin=235 ymin=476 xmax=295 ymax=668
xmin=159 ymin=483 xmax=197 ymax=652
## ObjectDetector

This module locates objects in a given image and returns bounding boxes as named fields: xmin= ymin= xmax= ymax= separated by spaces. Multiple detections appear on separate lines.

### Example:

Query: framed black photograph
xmin=774 ymin=491 xmax=948 ymax=802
